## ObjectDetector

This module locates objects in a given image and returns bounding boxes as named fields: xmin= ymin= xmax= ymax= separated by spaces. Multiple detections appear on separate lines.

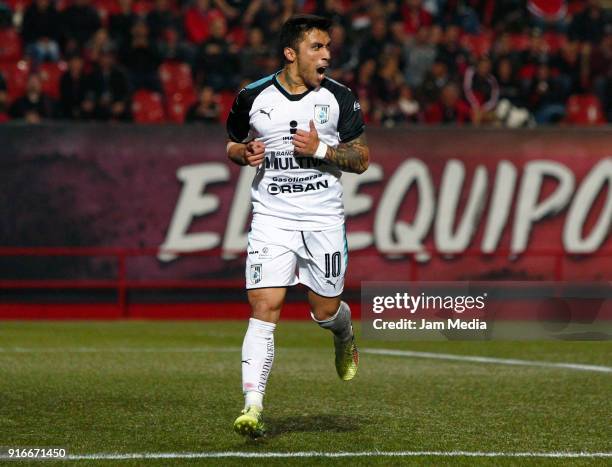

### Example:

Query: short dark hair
xmin=278 ymin=14 xmax=332 ymax=61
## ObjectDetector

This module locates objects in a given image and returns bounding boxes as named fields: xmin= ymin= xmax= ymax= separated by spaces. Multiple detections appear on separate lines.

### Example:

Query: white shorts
xmin=245 ymin=222 xmax=348 ymax=297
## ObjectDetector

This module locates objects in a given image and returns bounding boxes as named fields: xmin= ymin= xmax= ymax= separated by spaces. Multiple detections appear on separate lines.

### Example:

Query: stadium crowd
xmin=0 ymin=0 xmax=609 ymax=125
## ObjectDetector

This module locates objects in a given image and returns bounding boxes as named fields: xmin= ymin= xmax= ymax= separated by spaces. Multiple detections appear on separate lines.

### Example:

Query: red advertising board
xmin=1 ymin=126 xmax=611 ymax=287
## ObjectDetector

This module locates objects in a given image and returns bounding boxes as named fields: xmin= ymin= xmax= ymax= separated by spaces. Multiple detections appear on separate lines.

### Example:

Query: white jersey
xmin=227 ymin=71 xmax=365 ymax=231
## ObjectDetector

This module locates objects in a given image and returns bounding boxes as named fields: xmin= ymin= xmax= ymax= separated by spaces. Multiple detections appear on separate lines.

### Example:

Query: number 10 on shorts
xmin=324 ymin=252 xmax=341 ymax=278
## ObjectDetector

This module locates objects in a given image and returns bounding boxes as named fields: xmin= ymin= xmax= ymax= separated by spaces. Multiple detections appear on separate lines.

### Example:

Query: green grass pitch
xmin=0 ymin=321 xmax=610 ymax=466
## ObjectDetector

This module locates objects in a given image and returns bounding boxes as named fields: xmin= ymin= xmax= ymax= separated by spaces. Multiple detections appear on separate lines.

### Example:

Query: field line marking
xmin=363 ymin=348 xmax=612 ymax=373
xmin=0 ymin=346 xmax=610 ymax=373
xmin=2 ymin=451 xmax=609 ymax=460
xmin=0 ymin=346 xmax=240 ymax=353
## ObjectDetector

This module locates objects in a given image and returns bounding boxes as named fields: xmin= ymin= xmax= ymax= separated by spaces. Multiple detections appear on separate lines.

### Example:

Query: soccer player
xmin=226 ymin=14 xmax=369 ymax=438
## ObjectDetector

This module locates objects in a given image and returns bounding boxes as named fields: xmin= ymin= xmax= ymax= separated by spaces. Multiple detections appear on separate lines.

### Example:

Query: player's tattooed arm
xmin=325 ymin=134 xmax=369 ymax=174
xmin=227 ymin=140 xmax=265 ymax=167
xmin=293 ymin=121 xmax=370 ymax=174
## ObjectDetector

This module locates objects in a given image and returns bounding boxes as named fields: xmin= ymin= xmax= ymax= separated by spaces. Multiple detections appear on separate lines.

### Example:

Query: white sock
xmin=245 ymin=391 xmax=263 ymax=409
xmin=241 ymin=317 xmax=275 ymax=410
xmin=311 ymin=301 xmax=353 ymax=342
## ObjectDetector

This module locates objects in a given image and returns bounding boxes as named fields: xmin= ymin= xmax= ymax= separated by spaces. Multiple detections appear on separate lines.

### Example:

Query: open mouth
xmin=316 ymin=66 xmax=327 ymax=76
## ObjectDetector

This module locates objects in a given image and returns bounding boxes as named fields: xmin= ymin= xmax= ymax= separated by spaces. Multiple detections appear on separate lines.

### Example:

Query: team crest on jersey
xmin=314 ymin=104 xmax=330 ymax=124
xmin=250 ymin=264 xmax=262 ymax=284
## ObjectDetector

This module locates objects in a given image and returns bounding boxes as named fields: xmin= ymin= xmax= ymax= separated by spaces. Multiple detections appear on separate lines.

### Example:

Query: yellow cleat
xmin=233 ymin=406 xmax=265 ymax=438
xmin=335 ymin=334 xmax=359 ymax=381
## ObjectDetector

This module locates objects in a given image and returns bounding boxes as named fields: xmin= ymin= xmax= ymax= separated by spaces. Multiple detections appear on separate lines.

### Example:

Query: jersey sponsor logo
xmin=353 ymin=101 xmax=361 ymax=111
xmin=250 ymin=264 xmax=262 ymax=284
xmin=269 ymin=150 xmax=295 ymax=157
xmin=314 ymin=104 xmax=330 ymax=124
xmin=272 ymin=174 xmax=322 ymax=183
xmin=267 ymin=180 xmax=329 ymax=195
xmin=259 ymin=108 xmax=273 ymax=120
xmin=259 ymin=246 xmax=271 ymax=259
xmin=265 ymin=155 xmax=326 ymax=170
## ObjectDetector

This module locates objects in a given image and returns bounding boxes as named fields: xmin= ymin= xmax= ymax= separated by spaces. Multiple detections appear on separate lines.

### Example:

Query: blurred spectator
xmin=490 ymin=0 xmax=527 ymax=33
xmin=374 ymin=55 xmax=404 ymax=105
xmin=186 ymin=85 xmax=220 ymax=122
xmin=551 ymin=40 xmax=589 ymax=95
xmin=147 ymin=0 xmax=180 ymax=42
xmin=518 ymin=29 xmax=550 ymax=79
xmin=59 ymin=53 xmax=93 ymax=119
xmin=590 ymin=27 xmax=612 ymax=120
xmin=403 ymin=25 xmax=436 ymax=88
xmin=469 ymin=0 xmax=497 ymax=29
xmin=275 ymin=0 xmax=300 ymax=31
xmin=392 ymin=0 xmax=433 ymax=37
xmin=0 ymin=1 xmax=11 ymax=28
xmin=436 ymin=24 xmax=470 ymax=76
xmin=527 ymin=63 xmax=566 ymax=123
xmin=87 ymin=47 xmax=131 ymax=120
xmin=61 ymin=0 xmax=102 ymax=52
xmin=373 ymin=55 xmax=406 ymax=125
xmin=359 ymin=17 xmax=392 ymax=63
xmin=569 ymin=0 xmax=608 ymax=44
xmin=214 ymin=0 xmax=263 ymax=30
xmin=419 ymin=58 xmax=451 ymax=103
xmin=590 ymin=27 xmax=612 ymax=80
xmin=377 ymin=84 xmax=420 ymax=128
xmin=120 ymin=20 xmax=162 ymax=91
xmin=490 ymin=32 xmax=520 ymax=68
xmin=313 ymin=0 xmax=350 ymax=30
xmin=350 ymin=58 xmax=377 ymax=123
xmin=396 ymin=83 xmax=421 ymax=123
xmin=0 ymin=0 xmax=607 ymax=125
xmin=328 ymin=24 xmax=357 ymax=80
xmin=438 ymin=0 xmax=481 ymax=34
xmin=21 ymin=0 xmax=61 ymax=64
xmin=214 ymin=0 xmax=245 ymax=26
xmin=159 ymin=27 xmax=196 ymax=63
xmin=193 ymin=17 xmax=239 ymax=91
xmin=239 ymin=27 xmax=271 ymax=81
xmin=429 ymin=24 xmax=443 ymax=47
xmin=184 ymin=0 xmax=223 ymax=45
xmin=494 ymin=57 xmax=524 ymax=107
xmin=9 ymin=73 xmax=56 ymax=122
xmin=0 ymin=71 xmax=8 ymax=122
xmin=83 ymin=29 xmax=115 ymax=68
xmin=424 ymin=82 xmax=471 ymax=124
xmin=601 ymin=76 xmax=611 ymax=122
xmin=250 ymin=0 xmax=293 ymax=38
xmin=463 ymin=56 xmax=499 ymax=123
xmin=109 ymin=0 xmax=136 ymax=50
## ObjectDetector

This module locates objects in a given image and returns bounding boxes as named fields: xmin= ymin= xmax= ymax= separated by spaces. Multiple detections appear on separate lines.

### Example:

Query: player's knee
xmin=250 ymin=298 xmax=282 ymax=323
xmin=311 ymin=301 xmax=341 ymax=321
xmin=248 ymin=288 xmax=285 ymax=323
